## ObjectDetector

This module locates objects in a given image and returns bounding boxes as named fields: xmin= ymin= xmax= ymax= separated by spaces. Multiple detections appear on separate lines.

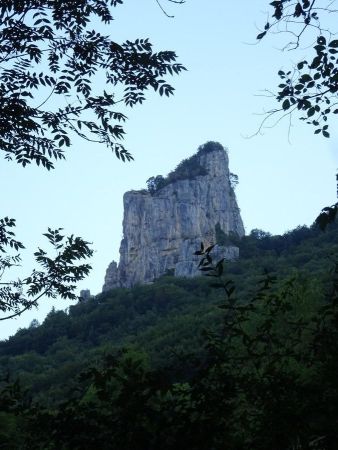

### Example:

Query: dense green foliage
xmin=1 ymin=221 xmax=338 ymax=448
xmin=2 ymin=221 xmax=337 ymax=388
xmin=0 ymin=0 xmax=185 ymax=167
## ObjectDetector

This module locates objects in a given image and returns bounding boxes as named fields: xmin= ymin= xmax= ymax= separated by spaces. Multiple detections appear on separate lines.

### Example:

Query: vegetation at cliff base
xmin=1 ymin=220 xmax=338 ymax=448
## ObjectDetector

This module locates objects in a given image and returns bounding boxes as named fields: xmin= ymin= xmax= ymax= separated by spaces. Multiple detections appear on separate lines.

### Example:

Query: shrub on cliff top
xmin=196 ymin=141 xmax=226 ymax=155
xmin=146 ymin=142 xmax=227 ymax=195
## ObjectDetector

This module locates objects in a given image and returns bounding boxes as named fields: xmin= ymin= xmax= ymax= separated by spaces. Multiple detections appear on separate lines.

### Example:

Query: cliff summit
xmin=103 ymin=142 xmax=244 ymax=291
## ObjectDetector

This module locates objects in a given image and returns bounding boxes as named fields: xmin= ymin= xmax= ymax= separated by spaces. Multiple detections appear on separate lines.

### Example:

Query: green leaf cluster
xmin=257 ymin=1 xmax=338 ymax=136
xmin=0 ymin=1 xmax=186 ymax=168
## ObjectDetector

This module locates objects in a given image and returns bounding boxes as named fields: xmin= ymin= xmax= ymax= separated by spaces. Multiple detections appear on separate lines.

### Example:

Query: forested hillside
xmin=1 ymin=222 xmax=337 ymax=395
xmin=2 ymin=221 xmax=338 ymax=448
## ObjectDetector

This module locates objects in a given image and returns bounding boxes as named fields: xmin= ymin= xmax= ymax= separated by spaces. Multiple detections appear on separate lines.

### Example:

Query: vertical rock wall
xmin=103 ymin=142 xmax=244 ymax=291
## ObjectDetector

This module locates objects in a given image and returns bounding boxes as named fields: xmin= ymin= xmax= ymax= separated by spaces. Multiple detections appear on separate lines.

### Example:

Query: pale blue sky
xmin=1 ymin=0 xmax=337 ymax=338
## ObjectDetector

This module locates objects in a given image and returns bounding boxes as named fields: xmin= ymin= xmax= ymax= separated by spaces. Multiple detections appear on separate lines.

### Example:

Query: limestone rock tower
xmin=103 ymin=142 xmax=244 ymax=291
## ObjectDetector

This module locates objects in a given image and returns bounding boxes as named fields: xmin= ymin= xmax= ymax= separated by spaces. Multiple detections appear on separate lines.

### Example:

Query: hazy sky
xmin=1 ymin=0 xmax=337 ymax=339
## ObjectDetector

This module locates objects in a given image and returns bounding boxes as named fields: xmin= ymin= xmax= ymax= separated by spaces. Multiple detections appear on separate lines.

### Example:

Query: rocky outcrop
xmin=103 ymin=142 xmax=244 ymax=291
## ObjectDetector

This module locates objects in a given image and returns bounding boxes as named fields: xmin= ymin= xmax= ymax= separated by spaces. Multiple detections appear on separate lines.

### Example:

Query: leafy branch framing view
xmin=0 ymin=0 xmax=186 ymax=323
xmin=1 ymin=2 xmax=338 ymax=447
xmin=0 ymin=221 xmax=93 ymax=321
xmin=256 ymin=0 xmax=338 ymax=139
xmin=0 ymin=0 xmax=185 ymax=169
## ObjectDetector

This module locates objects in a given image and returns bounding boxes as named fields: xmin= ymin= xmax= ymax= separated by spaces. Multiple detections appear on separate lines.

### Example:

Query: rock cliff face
xmin=103 ymin=142 xmax=244 ymax=291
